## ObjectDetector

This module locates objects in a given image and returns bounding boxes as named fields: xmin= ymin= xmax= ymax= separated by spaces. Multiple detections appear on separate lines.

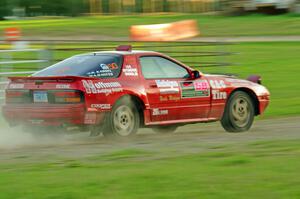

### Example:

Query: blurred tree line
xmin=90 ymin=0 xmax=222 ymax=14
xmin=0 ymin=0 xmax=225 ymax=19
xmin=0 ymin=0 xmax=88 ymax=18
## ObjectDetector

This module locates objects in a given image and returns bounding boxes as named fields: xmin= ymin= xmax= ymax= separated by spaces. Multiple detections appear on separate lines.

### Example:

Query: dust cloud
xmin=0 ymin=126 xmax=36 ymax=149
xmin=0 ymin=121 xmax=88 ymax=150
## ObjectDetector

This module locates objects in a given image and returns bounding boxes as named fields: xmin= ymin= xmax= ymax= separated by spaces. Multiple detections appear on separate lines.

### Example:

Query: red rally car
xmin=2 ymin=45 xmax=270 ymax=137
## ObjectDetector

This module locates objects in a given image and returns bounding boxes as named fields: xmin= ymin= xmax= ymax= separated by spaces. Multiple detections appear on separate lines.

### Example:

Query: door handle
xmin=182 ymin=81 xmax=193 ymax=86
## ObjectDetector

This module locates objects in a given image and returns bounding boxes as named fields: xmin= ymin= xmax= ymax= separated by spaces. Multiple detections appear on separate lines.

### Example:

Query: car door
xmin=138 ymin=55 xmax=211 ymax=122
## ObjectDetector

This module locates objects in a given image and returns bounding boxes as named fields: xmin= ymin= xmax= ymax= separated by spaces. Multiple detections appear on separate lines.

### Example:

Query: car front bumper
xmin=258 ymin=95 xmax=270 ymax=115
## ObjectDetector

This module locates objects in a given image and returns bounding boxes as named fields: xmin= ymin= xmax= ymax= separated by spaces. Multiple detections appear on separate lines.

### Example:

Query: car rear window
xmin=33 ymin=54 xmax=123 ymax=78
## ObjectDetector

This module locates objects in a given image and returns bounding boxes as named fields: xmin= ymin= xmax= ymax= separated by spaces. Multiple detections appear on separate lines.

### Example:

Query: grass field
xmin=0 ymin=14 xmax=300 ymax=199
xmin=1 ymin=139 xmax=300 ymax=198
xmin=0 ymin=14 xmax=300 ymax=38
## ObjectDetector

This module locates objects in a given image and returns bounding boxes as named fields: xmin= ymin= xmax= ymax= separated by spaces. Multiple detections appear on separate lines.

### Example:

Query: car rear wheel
xmin=221 ymin=91 xmax=254 ymax=132
xmin=103 ymin=97 xmax=140 ymax=137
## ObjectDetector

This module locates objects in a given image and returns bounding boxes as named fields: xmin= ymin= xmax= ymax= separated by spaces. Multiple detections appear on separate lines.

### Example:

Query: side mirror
xmin=191 ymin=70 xmax=201 ymax=79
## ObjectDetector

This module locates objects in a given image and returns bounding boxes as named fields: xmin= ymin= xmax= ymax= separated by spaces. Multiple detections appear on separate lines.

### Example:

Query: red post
xmin=4 ymin=27 xmax=21 ymax=42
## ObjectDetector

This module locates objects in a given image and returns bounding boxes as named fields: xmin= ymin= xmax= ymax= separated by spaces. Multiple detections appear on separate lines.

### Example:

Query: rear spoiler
xmin=247 ymin=75 xmax=262 ymax=85
xmin=8 ymin=76 xmax=86 ymax=83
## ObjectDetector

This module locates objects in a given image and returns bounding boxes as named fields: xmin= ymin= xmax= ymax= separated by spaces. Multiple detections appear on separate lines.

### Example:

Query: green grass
xmin=0 ymin=14 xmax=300 ymax=38
xmin=1 ymin=139 xmax=300 ymax=198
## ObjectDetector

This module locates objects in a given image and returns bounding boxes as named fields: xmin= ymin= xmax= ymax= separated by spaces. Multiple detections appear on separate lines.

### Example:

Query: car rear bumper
xmin=2 ymin=104 xmax=105 ymax=126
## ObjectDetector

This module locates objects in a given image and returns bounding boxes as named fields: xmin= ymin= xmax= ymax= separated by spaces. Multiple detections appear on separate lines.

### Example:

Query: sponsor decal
xmin=56 ymin=84 xmax=70 ymax=89
xmin=212 ymin=90 xmax=227 ymax=100
xmin=123 ymin=65 xmax=138 ymax=76
xmin=106 ymin=63 xmax=119 ymax=70
xmin=98 ymin=64 xmax=114 ymax=77
xmin=180 ymin=80 xmax=210 ymax=98
xmin=156 ymin=80 xmax=178 ymax=87
xmin=82 ymin=80 xmax=122 ymax=94
xmin=155 ymin=80 xmax=179 ymax=94
xmin=9 ymin=83 xmax=24 ymax=89
xmin=160 ymin=96 xmax=168 ymax=101
xmin=160 ymin=95 xmax=180 ymax=102
xmin=94 ymin=81 xmax=121 ymax=88
xmin=169 ymin=95 xmax=180 ymax=101
xmin=86 ymin=63 xmax=118 ymax=77
xmin=91 ymin=104 xmax=111 ymax=109
xmin=152 ymin=108 xmax=168 ymax=116
xmin=209 ymin=80 xmax=226 ymax=89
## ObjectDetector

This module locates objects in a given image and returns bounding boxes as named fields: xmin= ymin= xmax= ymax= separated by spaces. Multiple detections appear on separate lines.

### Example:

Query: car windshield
xmin=33 ymin=54 xmax=123 ymax=78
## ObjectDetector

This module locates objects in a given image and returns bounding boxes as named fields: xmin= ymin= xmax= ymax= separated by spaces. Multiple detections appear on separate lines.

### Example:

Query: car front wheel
xmin=221 ymin=91 xmax=255 ymax=132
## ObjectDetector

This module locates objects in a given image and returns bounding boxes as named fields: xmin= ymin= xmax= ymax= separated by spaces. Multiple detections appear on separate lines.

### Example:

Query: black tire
xmin=103 ymin=96 xmax=140 ymax=137
xmin=152 ymin=125 xmax=177 ymax=134
xmin=221 ymin=91 xmax=255 ymax=133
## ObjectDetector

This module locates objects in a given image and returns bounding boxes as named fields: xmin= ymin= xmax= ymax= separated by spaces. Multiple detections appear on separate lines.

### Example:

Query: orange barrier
xmin=4 ymin=27 xmax=21 ymax=42
xmin=130 ymin=20 xmax=199 ymax=41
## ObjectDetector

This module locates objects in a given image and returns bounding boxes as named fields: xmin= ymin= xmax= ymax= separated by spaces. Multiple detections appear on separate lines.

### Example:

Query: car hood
xmin=205 ymin=73 xmax=257 ymax=84
xmin=204 ymin=73 xmax=269 ymax=96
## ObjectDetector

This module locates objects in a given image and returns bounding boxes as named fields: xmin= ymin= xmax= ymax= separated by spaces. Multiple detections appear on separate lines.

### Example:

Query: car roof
xmin=74 ymin=50 xmax=194 ymax=71
xmin=79 ymin=50 xmax=159 ymax=56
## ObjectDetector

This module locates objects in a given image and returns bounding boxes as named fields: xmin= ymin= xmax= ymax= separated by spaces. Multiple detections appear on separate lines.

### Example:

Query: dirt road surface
xmin=0 ymin=116 xmax=299 ymax=163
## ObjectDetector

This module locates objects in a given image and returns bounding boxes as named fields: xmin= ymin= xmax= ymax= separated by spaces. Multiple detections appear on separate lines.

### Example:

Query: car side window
xmin=140 ymin=56 xmax=190 ymax=79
